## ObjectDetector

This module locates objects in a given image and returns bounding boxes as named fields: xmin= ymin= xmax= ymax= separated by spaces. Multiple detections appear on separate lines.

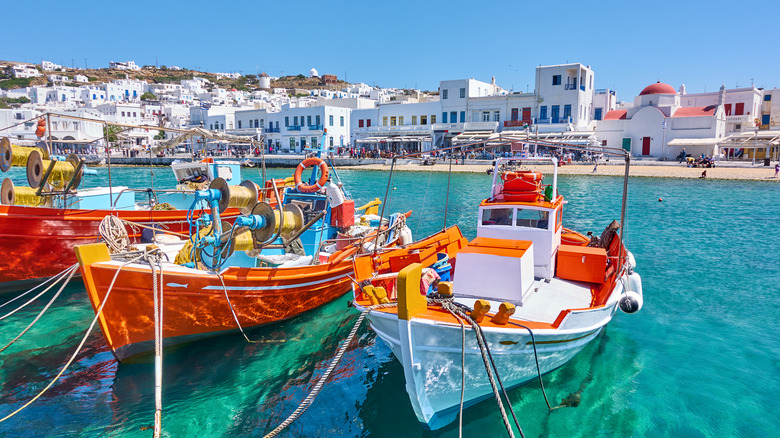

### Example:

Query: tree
xmin=140 ymin=91 xmax=156 ymax=101
xmin=103 ymin=124 xmax=122 ymax=144
xmin=154 ymin=130 xmax=166 ymax=140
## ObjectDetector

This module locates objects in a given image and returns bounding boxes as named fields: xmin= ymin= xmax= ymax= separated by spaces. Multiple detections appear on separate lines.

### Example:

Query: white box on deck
xmin=452 ymin=238 xmax=535 ymax=305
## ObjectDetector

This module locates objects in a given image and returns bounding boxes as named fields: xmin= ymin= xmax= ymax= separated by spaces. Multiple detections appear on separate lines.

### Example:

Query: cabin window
xmin=481 ymin=208 xmax=513 ymax=226
xmin=515 ymin=209 xmax=550 ymax=229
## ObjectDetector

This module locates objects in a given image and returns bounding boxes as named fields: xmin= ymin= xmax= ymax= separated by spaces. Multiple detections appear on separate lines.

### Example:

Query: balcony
xmin=432 ymin=121 xmax=499 ymax=132
xmin=308 ymin=124 xmax=323 ymax=130
xmin=266 ymin=127 xmax=280 ymax=133
xmin=287 ymin=125 xmax=301 ymax=131
xmin=565 ymin=83 xmax=577 ymax=90
xmin=503 ymin=120 xmax=531 ymax=128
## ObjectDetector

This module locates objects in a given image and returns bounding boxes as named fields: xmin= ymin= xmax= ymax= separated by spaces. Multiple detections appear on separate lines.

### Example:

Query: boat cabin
xmin=454 ymin=158 xmax=563 ymax=304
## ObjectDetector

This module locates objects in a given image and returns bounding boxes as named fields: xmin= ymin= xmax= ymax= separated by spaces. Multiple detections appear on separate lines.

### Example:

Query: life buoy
xmin=293 ymin=157 xmax=329 ymax=193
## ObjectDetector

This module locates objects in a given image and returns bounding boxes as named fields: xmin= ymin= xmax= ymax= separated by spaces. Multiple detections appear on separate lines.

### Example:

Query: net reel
xmin=26 ymin=150 xmax=83 ymax=190
xmin=0 ymin=137 xmax=50 ymax=172
xmin=1 ymin=178 xmax=53 ymax=207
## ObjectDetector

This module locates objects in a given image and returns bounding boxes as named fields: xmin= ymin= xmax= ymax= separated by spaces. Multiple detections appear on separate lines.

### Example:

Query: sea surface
xmin=0 ymin=165 xmax=778 ymax=437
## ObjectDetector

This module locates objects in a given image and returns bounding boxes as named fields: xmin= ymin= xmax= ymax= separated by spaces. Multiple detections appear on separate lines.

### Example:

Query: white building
xmin=73 ymin=74 xmax=89 ymax=83
xmin=47 ymin=74 xmax=71 ymax=84
xmin=595 ymin=81 xmax=725 ymax=159
xmin=41 ymin=61 xmax=63 ymax=71
xmin=258 ymin=72 xmax=271 ymax=89
xmin=109 ymin=60 xmax=141 ymax=71
xmin=10 ymin=64 xmax=41 ymax=78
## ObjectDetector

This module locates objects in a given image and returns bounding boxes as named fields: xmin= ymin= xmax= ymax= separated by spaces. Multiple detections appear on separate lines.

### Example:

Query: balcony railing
xmin=503 ymin=120 xmax=531 ymax=127
xmin=287 ymin=125 xmax=301 ymax=131
xmin=308 ymin=124 xmax=323 ymax=130
xmin=266 ymin=127 xmax=280 ymax=133
xmin=565 ymin=83 xmax=577 ymax=90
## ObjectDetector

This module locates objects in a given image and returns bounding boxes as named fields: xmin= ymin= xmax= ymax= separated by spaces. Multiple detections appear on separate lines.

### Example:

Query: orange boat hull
xmin=80 ymin=260 xmax=355 ymax=362
xmin=0 ymin=205 xmax=238 ymax=291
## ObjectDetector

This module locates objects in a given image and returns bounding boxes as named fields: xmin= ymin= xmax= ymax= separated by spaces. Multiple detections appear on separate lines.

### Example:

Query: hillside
xmin=0 ymin=61 xmax=349 ymax=92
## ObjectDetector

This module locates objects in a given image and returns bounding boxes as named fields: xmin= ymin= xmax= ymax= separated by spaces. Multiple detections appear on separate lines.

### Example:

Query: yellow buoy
xmin=26 ymin=150 xmax=83 ymax=190
xmin=1 ymin=178 xmax=52 ymax=207
xmin=0 ymin=137 xmax=49 ymax=172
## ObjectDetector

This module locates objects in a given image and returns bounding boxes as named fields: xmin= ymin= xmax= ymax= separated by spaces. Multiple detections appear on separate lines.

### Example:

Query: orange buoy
xmin=293 ymin=157 xmax=329 ymax=193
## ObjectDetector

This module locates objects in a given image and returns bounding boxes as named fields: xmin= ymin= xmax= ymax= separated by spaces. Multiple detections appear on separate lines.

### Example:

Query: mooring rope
xmin=0 ymin=266 xmax=78 ymax=354
xmin=263 ymin=302 xmax=398 ymax=438
xmin=438 ymin=300 xmax=517 ymax=438
xmin=147 ymin=247 xmax=164 ymax=438
xmin=0 ymin=264 xmax=79 ymax=322
xmin=0 ymin=253 xmax=144 ymax=423
xmin=217 ymin=272 xmax=262 ymax=343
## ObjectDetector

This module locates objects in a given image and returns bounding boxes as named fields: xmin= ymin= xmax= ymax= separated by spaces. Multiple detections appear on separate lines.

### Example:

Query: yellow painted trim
xmin=397 ymin=263 xmax=425 ymax=320
xmin=74 ymin=243 xmax=111 ymax=266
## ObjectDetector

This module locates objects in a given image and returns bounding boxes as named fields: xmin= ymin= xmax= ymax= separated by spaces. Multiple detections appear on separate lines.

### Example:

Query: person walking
xmin=775 ymin=163 xmax=779 ymax=178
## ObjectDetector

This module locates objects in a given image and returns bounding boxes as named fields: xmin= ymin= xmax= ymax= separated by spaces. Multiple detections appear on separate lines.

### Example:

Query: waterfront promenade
xmin=105 ymin=153 xmax=779 ymax=181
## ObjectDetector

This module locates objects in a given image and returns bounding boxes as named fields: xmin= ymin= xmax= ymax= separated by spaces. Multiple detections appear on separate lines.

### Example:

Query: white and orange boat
xmin=74 ymin=156 xmax=430 ymax=362
xmin=352 ymin=156 xmax=643 ymax=430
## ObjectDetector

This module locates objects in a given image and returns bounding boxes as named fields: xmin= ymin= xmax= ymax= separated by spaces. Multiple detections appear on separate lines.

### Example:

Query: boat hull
xmin=80 ymin=259 xmax=354 ymax=362
xmin=0 ymin=205 xmax=236 ymax=291
xmin=363 ymin=298 xmax=619 ymax=429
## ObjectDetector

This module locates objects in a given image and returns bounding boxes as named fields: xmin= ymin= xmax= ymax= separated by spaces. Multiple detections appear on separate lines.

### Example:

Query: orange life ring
xmin=293 ymin=157 xmax=329 ymax=193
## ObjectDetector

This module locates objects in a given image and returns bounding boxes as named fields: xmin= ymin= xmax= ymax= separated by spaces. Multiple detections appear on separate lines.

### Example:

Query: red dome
xmin=639 ymin=81 xmax=676 ymax=96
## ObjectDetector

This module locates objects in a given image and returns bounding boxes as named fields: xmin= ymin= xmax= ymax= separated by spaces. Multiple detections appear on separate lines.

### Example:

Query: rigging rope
xmin=0 ymin=264 xmax=78 ymax=322
xmin=0 ymin=253 xmax=144 ymax=424
xmin=218 ymin=272 xmax=262 ymax=343
xmin=0 ymin=266 xmax=78 ymax=354
xmin=148 ymin=247 xmax=164 ymax=438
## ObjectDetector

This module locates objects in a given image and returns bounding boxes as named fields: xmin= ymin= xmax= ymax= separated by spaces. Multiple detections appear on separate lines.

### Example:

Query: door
xmin=522 ymin=107 xmax=531 ymax=124
xmin=642 ymin=137 xmax=651 ymax=155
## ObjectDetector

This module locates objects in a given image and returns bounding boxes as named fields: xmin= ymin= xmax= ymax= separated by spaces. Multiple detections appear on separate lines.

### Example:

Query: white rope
xmin=0 ymin=264 xmax=79 ymax=322
xmin=148 ymin=248 xmax=164 ymax=438
xmin=0 ymin=253 xmax=144 ymax=423
xmin=0 ymin=266 xmax=78 ymax=353
xmin=0 ymin=263 xmax=78 ymax=311
xmin=99 ymin=215 xmax=130 ymax=253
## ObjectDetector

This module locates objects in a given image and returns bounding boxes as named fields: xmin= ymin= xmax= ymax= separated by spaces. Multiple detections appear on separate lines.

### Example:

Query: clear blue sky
xmin=4 ymin=0 xmax=778 ymax=100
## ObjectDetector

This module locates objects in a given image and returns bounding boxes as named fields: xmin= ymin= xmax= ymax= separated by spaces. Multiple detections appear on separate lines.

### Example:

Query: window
xmin=290 ymin=138 xmax=295 ymax=149
xmin=412 ymin=115 xmax=417 ymax=125
xmin=358 ymin=119 xmax=364 ymax=128
xmin=594 ymin=108 xmax=603 ymax=120
xmin=552 ymin=75 xmax=561 ymax=85
xmin=724 ymin=104 xmax=732 ymax=116
xmin=482 ymin=111 xmax=490 ymax=122
xmin=493 ymin=110 xmax=499 ymax=122
xmin=257 ymin=119 xmax=261 ymax=128
xmin=307 ymin=115 xmax=312 ymax=126
xmin=442 ymin=89 xmax=448 ymax=99
xmin=367 ymin=119 xmax=371 ymax=127
xmin=442 ymin=112 xmax=447 ymax=123
xmin=329 ymin=137 xmax=333 ymax=147
xmin=481 ymin=208 xmax=513 ymax=226
xmin=460 ymin=88 xmax=465 ymax=98
xmin=383 ymin=116 xmax=388 ymax=126
xmin=238 ymin=121 xmax=242 ymax=128
xmin=602 ymin=140 xmax=607 ymax=146
xmin=735 ymin=103 xmax=745 ymax=116
xmin=551 ymin=105 xmax=560 ymax=122
xmin=461 ymin=111 xmax=466 ymax=122
xmin=315 ymin=115 xmax=321 ymax=126
xmin=399 ymin=116 xmax=404 ymax=125
xmin=450 ymin=111 xmax=457 ymax=123
xmin=431 ymin=115 xmax=436 ymax=124
xmin=390 ymin=116 xmax=397 ymax=126
xmin=540 ymin=106 xmax=547 ymax=120
xmin=421 ymin=115 xmax=427 ymax=125
xmin=765 ymin=95 xmax=772 ymax=101
xmin=515 ymin=209 xmax=550 ymax=229
xmin=340 ymin=116 xmax=344 ymax=127
xmin=294 ymin=116 xmax=298 ymax=126
xmin=563 ymin=104 xmax=571 ymax=119
xmin=285 ymin=116 xmax=289 ymax=127
xmin=221 ymin=123 xmax=224 ymax=130
xmin=301 ymin=137 xmax=306 ymax=146
xmin=311 ymin=137 xmax=317 ymax=148
xmin=121 ymin=111 xmax=125 ymax=117
xmin=735 ymin=123 xmax=741 ymax=130
xmin=329 ymin=115 xmax=334 ymax=126
xmin=511 ymin=108 xmax=518 ymax=121
xmin=133 ymin=112 xmax=137 ymax=117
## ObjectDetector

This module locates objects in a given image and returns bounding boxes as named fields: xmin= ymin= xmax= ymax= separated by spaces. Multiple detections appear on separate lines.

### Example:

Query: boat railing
xmin=489 ymin=156 xmax=558 ymax=202
xmin=111 ymin=188 xmax=196 ymax=209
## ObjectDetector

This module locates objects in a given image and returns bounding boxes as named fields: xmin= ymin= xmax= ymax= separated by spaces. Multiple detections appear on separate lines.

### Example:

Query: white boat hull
xmin=364 ymin=292 xmax=621 ymax=429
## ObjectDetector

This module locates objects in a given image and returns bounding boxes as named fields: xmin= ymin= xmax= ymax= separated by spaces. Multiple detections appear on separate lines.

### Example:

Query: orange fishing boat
xmin=74 ymin=155 xmax=431 ymax=362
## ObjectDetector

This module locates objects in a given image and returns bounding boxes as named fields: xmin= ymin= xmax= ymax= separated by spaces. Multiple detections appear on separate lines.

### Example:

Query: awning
xmin=356 ymin=135 xmax=431 ymax=144
xmin=667 ymin=138 xmax=720 ymax=147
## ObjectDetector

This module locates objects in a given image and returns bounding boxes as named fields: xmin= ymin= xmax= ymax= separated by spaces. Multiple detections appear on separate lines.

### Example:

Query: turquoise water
xmin=0 ymin=165 xmax=778 ymax=437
